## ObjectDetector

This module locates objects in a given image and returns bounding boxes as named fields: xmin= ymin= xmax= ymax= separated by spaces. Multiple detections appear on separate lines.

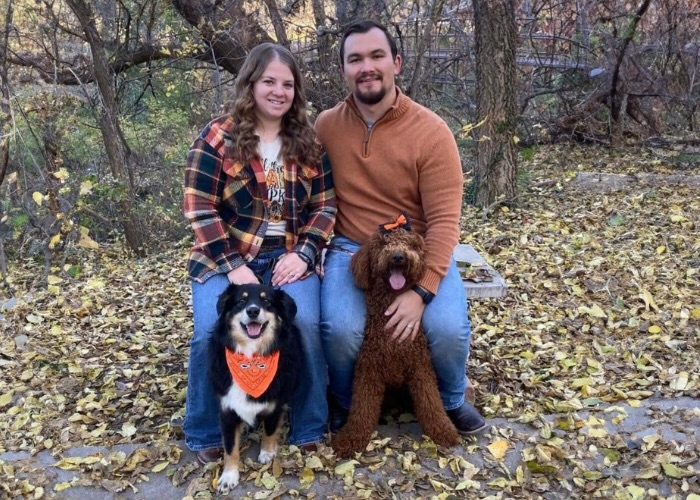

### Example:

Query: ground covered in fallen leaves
xmin=1 ymin=144 xmax=699 ymax=498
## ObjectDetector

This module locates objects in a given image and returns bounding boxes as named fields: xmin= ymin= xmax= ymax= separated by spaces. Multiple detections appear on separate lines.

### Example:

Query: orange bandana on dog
xmin=225 ymin=349 xmax=280 ymax=398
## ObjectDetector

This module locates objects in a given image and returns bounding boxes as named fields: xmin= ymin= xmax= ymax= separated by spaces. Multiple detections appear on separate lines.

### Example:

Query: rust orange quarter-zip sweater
xmin=315 ymin=89 xmax=464 ymax=294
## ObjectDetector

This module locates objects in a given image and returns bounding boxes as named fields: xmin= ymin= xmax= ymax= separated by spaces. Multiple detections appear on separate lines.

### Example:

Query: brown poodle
xmin=331 ymin=216 xmax=460 ymax=457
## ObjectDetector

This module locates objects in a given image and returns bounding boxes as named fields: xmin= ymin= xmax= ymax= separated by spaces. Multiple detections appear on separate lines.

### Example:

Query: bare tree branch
xmin=0 ymin=0 xmax=13 ymax=189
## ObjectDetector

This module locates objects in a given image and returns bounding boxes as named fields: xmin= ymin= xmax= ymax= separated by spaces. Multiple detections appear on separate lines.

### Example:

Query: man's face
xmin=341 ymin=28 xmax=401 ymax=106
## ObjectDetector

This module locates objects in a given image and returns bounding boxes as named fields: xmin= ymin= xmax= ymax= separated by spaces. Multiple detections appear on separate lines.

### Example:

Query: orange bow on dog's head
xmin=379 ymin=212 xmax=412 ymax=233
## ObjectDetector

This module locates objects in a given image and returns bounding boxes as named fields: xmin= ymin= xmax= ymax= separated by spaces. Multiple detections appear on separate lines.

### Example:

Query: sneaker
xmin=196 ymin=448 xmax=223 ymax=464
xmin=447 ymin=402 xmax=487 ymax=435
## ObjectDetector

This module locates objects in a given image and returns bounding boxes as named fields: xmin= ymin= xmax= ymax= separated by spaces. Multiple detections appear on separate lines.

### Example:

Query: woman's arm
xmin=293 ymin=154 xmax=337 ymax=265
xmin=184 ymin=124 xmax=246 ymax=274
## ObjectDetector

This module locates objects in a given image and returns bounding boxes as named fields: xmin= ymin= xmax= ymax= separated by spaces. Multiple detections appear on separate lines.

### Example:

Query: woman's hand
xmin=227 ymin=266 xmax=259 ymax=285
xmin=272 ymin=252 xmax=308 ymax=286
xmin=384 ymin=290 xmax=425 ymax=342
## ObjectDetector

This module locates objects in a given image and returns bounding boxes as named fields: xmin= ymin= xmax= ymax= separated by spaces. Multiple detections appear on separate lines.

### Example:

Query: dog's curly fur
xmin=331 ymin=225 xmax=460 ymax=457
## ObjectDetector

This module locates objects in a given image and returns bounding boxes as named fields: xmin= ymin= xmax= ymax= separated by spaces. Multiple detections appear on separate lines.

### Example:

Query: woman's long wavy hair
xmin=226 ymin=43 xmax=320 ymax=167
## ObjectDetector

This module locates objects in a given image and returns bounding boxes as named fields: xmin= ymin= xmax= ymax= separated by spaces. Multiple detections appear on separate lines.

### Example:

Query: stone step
xmin=454 ymin=244 xmax=507 ymax=299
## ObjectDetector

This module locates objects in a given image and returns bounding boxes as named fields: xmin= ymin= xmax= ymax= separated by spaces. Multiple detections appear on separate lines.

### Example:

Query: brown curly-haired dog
xmin=331 ymin=218 xmax=460 ymax=457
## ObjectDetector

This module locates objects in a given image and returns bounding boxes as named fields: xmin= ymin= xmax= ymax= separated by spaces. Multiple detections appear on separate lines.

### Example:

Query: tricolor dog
xmin=209 ymin=283 xmax=301 ymax=493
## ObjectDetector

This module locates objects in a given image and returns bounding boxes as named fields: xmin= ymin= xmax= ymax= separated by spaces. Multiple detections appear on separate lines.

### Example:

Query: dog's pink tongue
xmin=246 ymin=322 xmax=262 ymax=338
xmin=389 ymin=269 xmax=406 ymax=290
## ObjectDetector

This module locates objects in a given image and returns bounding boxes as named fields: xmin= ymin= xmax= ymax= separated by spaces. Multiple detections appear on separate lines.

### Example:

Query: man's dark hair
xmin=339 ymin=20 xmax=398 ymax=64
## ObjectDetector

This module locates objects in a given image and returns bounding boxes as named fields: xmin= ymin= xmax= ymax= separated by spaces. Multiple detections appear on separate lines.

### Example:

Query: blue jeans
xmin=320 ymin=235 xmax=471 ymax=411
xmin=184 ymin=248 xmax=328 ymax=450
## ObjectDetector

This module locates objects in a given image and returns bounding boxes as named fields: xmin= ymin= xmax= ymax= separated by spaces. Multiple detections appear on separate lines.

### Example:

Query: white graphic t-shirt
xmin=258 ymin=137 xmax=286 ymax=236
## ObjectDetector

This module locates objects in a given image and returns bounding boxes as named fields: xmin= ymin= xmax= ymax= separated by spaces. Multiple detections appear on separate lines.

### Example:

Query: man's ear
xmin=393 ymin=54 xmax=402 ymax=75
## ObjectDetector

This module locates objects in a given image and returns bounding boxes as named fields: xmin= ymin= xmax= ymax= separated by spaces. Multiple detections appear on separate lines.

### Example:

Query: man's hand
xmin=384 ymin=289 xmax=425 ymax=342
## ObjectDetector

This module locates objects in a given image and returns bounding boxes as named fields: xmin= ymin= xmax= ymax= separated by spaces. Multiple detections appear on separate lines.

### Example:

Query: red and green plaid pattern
xmin=184 ymin=115 xmax=336 ymax=283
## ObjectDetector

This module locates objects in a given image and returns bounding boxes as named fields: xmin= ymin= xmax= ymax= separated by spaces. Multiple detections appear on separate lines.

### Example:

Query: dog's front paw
xmin=331 ymin=432 xmax=365 ymax=459
xmin=258 ymin=448 xmax=276 ymax=464
xmin=217 ymin=468 xmax=239 ymax=494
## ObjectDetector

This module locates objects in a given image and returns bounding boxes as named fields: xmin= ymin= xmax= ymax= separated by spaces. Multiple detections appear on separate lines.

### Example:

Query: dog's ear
xmin=276 ymin=289 xmax=298 ymax=322
xmin=216 ymin=284 xmax=236 ymax=315
xmin=350 ymin=240 xmax=372 ymax=290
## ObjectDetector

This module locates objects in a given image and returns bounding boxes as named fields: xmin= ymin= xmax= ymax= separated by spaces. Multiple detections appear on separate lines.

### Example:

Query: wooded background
xmin=0 ymin=0 xmax=698 ymax=271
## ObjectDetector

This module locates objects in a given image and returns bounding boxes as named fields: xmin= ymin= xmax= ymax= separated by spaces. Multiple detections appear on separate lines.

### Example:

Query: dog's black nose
xmin=391 ymin=252 xmax=405 ymax=264
xmin=246 ymin=305 xmax=260 ymax=318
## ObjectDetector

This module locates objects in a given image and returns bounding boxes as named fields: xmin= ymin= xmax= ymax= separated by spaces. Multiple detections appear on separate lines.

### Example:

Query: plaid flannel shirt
xmin=184 ymin=115 xmax=336 ymax=283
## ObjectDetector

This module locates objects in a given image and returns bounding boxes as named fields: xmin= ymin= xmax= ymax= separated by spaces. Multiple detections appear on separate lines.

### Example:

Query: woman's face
xmin=252 ymin=57 xmax=295 ymax=125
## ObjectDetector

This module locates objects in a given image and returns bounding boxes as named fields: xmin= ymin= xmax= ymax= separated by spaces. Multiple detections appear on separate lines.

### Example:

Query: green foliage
xmin=520 ymin=146 xmax=537 ymax=161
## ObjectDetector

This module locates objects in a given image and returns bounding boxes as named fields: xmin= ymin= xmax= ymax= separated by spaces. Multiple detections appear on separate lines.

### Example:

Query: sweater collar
xmin=345 ymin=87 xmax=411 ymax=124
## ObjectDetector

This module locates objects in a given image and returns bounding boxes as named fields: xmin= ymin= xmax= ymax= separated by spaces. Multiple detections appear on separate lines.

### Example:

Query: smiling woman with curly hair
xmin=183 ymin=42 xmax=336 ymax=464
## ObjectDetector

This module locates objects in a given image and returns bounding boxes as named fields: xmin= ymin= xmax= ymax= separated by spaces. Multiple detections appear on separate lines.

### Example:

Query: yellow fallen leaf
xmin=588 ymin=427 xmax=608 ymax=438
xmin=648 ymin=325 xmax=662 ymax=334
xmin=670 ymin=371 xmax=689 ymax=391
xmin=78 ymin=232 xmax=100 ymax=250
xmin=32 ymin=192 xmax=44 ymax=206
xmin=53 ymin=457 xmax=88 ymax=470
xmin=0 ymin=391 xmax=13 ymax=407
xmin=487 ymin=439 xmax=509 ymax=460
xmin=656 ymin=245 xmax=666 ymax=254
xmin=639 ymin=289 xmax=658 ymax=310
xmin=578 ymin=304 xmax=607 ymax=318
xmin=53 ymin=168 xmax=69 ymax=180
xmin=662 ymin=463 xmax=682 ymax=478
xmin=626 ymin=484 xmax=645 ymax=500
xmin=120 ymin=422 xmax=137 ymax=437
xmin=79 ymin=180 xmax=94 ymax=195
xmin=54 ymin=482 xmax=72 ymax=492
xmin=334 ymin=460 xmax=359 ymax=476
xmin=47 ymin=275 xmax=63 ymax=284
xmin=260 ymin=472 xmax=278 ymax=489
xmin=299 ymin=467 xmax=315 ymax=484
xmin=692 ymin=308 xmax=700 ymax=319
xmin=48 ymin=234 xmax=61 ymax=249
xmin=304 ymin=455 xmax=323 ymax=470
xmin=152 ymin=462 xmax=169 ymax=473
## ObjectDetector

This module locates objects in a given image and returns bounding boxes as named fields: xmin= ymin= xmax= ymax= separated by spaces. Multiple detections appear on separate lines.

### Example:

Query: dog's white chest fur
xmin=221 ymin=383 xmax=274 ymax=426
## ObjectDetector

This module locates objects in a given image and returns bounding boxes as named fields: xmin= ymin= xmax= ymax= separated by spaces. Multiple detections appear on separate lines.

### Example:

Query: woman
xmin=183 ymin=43 xmax=336 ymax=462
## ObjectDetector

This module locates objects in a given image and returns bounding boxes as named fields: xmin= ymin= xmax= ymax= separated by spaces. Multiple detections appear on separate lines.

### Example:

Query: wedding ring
xmin=407 ymin=323 xmax=414 ymax=329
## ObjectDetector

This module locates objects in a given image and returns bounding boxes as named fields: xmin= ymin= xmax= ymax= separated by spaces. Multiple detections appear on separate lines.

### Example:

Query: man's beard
xmin=354 ymin=86 xmax=386 ymax=105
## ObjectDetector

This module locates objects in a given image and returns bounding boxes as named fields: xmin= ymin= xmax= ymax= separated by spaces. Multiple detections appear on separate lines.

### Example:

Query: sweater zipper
xmin=363 ymin=122 xmax=373 ymax=156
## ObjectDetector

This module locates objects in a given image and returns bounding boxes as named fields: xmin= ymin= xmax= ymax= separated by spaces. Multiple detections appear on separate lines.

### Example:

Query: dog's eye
xmin=261 ymin=297 xmax=271 ymax=306
xmin=237 ymin=298 xmax=246 ymax=306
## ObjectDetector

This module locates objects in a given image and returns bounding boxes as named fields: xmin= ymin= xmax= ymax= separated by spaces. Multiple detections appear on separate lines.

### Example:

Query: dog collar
xmin=225 ymin=349 xmax=280 ymax=398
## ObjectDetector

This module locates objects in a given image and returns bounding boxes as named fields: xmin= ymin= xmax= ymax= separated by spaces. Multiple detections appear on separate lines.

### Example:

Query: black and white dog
xmin=209 ymin=283 xmax=302 ymax=493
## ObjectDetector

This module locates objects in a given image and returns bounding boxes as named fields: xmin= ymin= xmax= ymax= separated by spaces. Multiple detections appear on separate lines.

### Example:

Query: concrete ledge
xmin=454 ymin=244 xmax=507 ymax=299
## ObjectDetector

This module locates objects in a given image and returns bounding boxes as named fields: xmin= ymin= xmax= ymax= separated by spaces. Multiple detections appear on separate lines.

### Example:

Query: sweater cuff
xmin=215 ymin=252 xmax=247 ymax=274
xmin=418 ymin=270 xmax=442 ymax=295
xmin=293 ymin=242 xmax=318 ymax=267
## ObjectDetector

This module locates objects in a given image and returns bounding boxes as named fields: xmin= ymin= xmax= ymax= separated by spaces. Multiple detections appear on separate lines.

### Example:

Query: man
xmin=315 ymin=20 xmax=486 ymax=435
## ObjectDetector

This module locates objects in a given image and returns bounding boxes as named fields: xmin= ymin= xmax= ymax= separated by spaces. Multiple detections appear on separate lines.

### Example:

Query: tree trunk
xmin=608 ymin=0 xmax=652 ymax=144
xmin=262 ymin=0 xmax=290 ymax=48
xmin=171 ymin=0 xmax=271 ymax=74
xmin=472 ymin=0 xmax=518 ymax=208
xmin=65 ymin=0 xmax=146 ymax=256
xmin=0 ymin=0 xmax=12 ymax=189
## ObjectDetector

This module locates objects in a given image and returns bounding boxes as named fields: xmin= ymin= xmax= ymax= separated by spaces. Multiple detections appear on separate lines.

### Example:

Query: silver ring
xmin=407 ymin=323 xmax=414 ymax=329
